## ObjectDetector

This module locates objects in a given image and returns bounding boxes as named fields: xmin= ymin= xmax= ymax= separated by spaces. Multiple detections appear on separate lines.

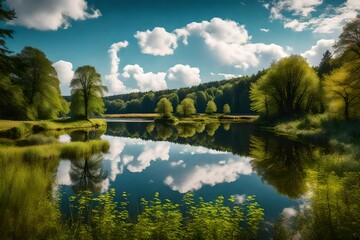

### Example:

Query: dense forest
xmin=103 ymin=72 xmax=265 ymax=115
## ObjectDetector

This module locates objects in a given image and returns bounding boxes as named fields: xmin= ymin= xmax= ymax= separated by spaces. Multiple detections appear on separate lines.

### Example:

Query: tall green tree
xmin=223 ymin=104 xmax=231 ymax=115
xmin=155 ymin=98 xmax=173 ymax=118
xmin=0 ymin=76 xmax=27 ymax=119
xmin=141 ymin=93 xmax=155 ymax=113
xmin=15 ymin=47 xmax=68 ymax=119
xmin=0 ymin=2 xmax=15 ymax=74
xmin=323 ymin=65 xmax=360 ymax=120
xmin=70 ymin=65 xmax=107 ymax=119
xmin=176 ymin=98 xmax=196 ymax=117
xmin=318 ymin=50 xmax=334 ymax=78
xmin=250 ymin=55 xmax=319 ymax=118
xmin=334 ymin=15 xmax=360 ymax=62
xmin=205 ymin=100 xmax=217 ymax=115
xmin=196 ymin=91 xmax=207 ymax=113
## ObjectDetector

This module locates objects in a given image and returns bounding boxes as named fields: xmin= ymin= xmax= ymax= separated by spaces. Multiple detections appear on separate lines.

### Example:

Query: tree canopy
xmin=223 ymin=104 xmax=231 ymax=115
xmin=0 ymin=2 xmax=15 ymax=74
xmin=155 ymin=98 xmax=173 ymax=118
xmin=70 ymin=65 xmax=107 ymax=119
xmin=14 ymin=47 xmax=68 ymax=119
xmin=176 ymin=98 xmax=196 ymax=117
xmin=250 ymin=55 xmax=320 ymax=118
xmin=324 ymin=65 xmax=360 ymax=120
xmin=205 ymin=100 xmax=217 ymax=115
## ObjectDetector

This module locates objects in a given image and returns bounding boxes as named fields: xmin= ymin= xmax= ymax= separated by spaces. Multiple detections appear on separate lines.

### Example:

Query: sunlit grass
xmin=0 ymin=119 xmax=107 ymax=139
xmin=0 ymin=158 xmax=66 ymax=239
xmin=0 ymin=140 xmax=110 ymax=161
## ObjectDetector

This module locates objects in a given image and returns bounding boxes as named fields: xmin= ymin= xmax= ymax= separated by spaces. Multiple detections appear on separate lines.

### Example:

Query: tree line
xmin=0 ymin=4 xmax=107 ymax=120
xmin=104 ymin=72 xmax=263 ymax=115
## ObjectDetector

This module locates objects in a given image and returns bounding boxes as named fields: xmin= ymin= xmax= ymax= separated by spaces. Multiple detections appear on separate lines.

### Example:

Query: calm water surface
xmin=56 ymin=121 xmax=317 ymax=227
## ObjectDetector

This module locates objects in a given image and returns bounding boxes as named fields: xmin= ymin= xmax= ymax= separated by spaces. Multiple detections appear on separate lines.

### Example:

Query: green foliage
xmin=249 ymin=135 xmax=318 ymax=198
xmin=296 ymin=172 xmax=360 ymax=239
xmin=334 ymin=15 xmax=360 ymax=61
xmin=68 ymin=190 xmax=264 ymax=240
xmin=205 ymin=100 xmax=217 ymax=115
xmin=223 ymin=103 xmax=231 ymax=115
xmin=141 ymin=93 xmax=156 ymax=113
xmin=0 ymin=76 xmax=27 ymax=119
xmin=104 ymin=72 xmax=263 ymax=115
xmin=134 ymin=193 xmax=183 ymax=240
xmin=0 ymin=2 xmax=15 ymax=74
xmin=70 ymin=65 xmax=107 ymax=119
xmin=323 ymin=65 xmax=360 ymax=120
xmin=250 ymin=55 xmax=320 ymax=118
xmin=155 ymin=98 xmax=173 ymax=118
xmin=317 ymin=50 xmax=334 ymax=79
xmin=323 ymin=15 xmax=360 ymax=121
xmin=0 ymin=140 xmax=110 ymax=161
xmin=0 ymin=157 xmax=66 ymax=239
xmin=15 ymin=47 xmax=68 ymax=120
xmin=177 ymin=98 xmax=196 ymax=117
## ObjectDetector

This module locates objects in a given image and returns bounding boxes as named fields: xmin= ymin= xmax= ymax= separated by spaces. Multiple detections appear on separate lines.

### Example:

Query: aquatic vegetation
xmin=68 ymin=190 xmax=264 ymax=240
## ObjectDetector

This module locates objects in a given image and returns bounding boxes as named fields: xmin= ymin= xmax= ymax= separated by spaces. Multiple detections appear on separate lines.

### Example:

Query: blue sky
xmin=3 ymin=0 xmax=360 ymax=95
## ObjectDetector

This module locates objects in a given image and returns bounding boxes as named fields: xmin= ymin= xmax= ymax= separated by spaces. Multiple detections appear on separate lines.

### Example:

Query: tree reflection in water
xmin=156 ymin=124 xmax=173 ymax=140
xmin=249 ymin=135 xmax=319 ymax=198
xmin=69 ymin=154 xmax=107 ymax=193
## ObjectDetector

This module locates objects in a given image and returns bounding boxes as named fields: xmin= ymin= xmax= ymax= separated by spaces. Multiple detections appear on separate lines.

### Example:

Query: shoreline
xmin=105 ymin=113 xmax=259 ymax=124
xmin=0 ymin=119 xmax=107 ymax=139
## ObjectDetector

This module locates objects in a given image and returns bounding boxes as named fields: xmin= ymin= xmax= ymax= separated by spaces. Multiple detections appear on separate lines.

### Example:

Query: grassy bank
xmin=0 ymin=139 xmax=110 ymax=161
xmin=272 ymin=114 xmax=360 ymax=145
xmin=0 ymin=119 xmax=106 ymax=139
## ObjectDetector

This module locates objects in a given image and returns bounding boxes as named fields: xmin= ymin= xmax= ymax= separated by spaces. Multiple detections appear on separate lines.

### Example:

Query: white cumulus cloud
xmin=6 ymin=0 xmax=101 ymax=30
xmin=135 ymin=27 xmax=178 ymax=56
xmin=267 ymin=0 xmax=360 ymax=33
xmin=210 ymin=72 xmax=242 ymax=79
xmin=284 ymin=19 xmax=309 ymax=32
xmin=105 ymin=41 xmax=129 ymax=95
xmin=134 ymin=18 xmax=288 ymax=70
xmin=126 ymin=142 xmax=170 ymax=172
xmin=176 ymin=18 xmax=288 ymax=69
xmin=260 ymin=28 xmax=270 ymax=32
xmin=122 ymin=64 xmax=167 ymax=91
xmin=52 ymin=60 xmax=74 ymax=96
xmin=270 ymin=0 xmax=323 ymax=19
xmin=301 ymin=39 xmax=335 ymax=66
xmin=164 ymin=156 xmax=253 ymax=193
xmin=166 ymin=64 xmax=201 ymax=89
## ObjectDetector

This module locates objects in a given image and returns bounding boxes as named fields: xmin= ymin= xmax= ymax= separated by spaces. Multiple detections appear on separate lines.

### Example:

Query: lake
xmin=55 ymin=120 xmax=318 ymax=235
xmin=2 ymin=119 xmax=358 ymax=239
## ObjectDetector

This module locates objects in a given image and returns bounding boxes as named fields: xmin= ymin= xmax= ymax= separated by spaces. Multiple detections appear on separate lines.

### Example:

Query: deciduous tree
xmin=155 ymin=98 xmax=173 ymax=118
xmin=323 ymin=65 xmax=360 ymax=120
xmin=16 ymin=47 xmax=68 ymax=119
xmin=70 ymin=65 xmax=107 ymax=119
xmin=205 ymin=100 xmax=217 ymax=115
xmin=250 ymin=55 xmax=319 ymax=118
xmin=223 ymin=104 xmax=231 ymax=115
xmin=176 ymin=98 xmax=196 ymax=117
